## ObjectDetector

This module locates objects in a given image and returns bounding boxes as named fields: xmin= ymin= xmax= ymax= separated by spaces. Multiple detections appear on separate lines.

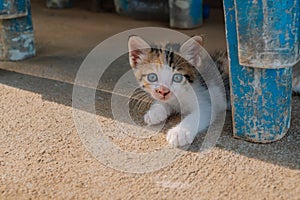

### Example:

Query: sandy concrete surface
xmin=1 ymin=1 xmax=299 ymax=199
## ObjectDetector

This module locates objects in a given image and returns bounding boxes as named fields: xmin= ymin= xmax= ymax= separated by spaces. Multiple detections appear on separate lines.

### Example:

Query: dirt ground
xmin=0 ymin=1 xmax=299 ymax=199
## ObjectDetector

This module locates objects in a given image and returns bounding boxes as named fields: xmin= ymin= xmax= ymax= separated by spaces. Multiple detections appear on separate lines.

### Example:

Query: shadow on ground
xmin=0 ymin=66 xmax=299 ymax=170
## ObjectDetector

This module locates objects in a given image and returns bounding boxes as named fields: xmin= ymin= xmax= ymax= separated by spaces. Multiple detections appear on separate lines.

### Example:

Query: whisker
xmin=129 ymin=88 xmax=153 ymax=111
xmin=131 ymin=93 xmax=153 ymax=112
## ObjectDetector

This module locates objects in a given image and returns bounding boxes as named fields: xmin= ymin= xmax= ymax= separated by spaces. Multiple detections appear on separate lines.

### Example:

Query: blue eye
xmin=147 ymin=73 xmax=158 ymax=82
xmin=173 ymin=73 xmax=183 ymax=83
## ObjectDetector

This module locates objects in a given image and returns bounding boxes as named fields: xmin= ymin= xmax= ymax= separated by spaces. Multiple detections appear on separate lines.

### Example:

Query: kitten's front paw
xmin=144 ymin=105 xmax=168 ymax=125
xmin=166 ymin=126 xmax=196 ymax=147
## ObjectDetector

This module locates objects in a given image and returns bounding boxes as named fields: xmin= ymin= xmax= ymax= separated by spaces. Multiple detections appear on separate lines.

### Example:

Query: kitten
xmin=128 ymin=35 xmax=300 ymax=147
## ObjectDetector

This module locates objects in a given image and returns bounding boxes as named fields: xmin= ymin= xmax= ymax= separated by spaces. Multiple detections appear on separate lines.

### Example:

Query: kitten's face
xmin=135 ymin=62 xmax=185 ymax=102
xmin=128 ymin=36 xmax=203 ymax=102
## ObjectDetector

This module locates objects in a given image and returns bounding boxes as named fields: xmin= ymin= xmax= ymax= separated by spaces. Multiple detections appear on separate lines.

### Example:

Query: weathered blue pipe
xmin=0 ymin=0 xmax=35 ymax=61
xmin=223 ymin=0 xmax=299 ymax=142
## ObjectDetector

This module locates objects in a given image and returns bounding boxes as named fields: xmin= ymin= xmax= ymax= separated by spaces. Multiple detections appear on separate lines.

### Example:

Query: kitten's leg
xmin=144 ymin=102 xmax=173 ymax=125
xmin=166 ymin=111 xmax=210 ymax=147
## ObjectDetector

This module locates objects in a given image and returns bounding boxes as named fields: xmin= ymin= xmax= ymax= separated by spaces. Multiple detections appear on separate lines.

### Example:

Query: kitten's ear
xmin=128 ymin=36 xmax=151 ymax=68
xmin=179 ymin=35 xmax=204 ymax=67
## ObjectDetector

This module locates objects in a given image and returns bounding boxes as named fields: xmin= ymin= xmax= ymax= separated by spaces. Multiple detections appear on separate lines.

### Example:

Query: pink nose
xmin=156 ymin=86 xmax=170 ymax=97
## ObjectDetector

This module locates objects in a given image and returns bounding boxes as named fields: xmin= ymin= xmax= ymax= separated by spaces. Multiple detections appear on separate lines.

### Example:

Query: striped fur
xmin=127 ymin=35 xmax=300 ymax=147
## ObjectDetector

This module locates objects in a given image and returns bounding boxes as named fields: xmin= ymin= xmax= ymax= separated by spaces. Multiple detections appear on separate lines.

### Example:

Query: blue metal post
xmin=223 ymin=0 xmax=299 ymax=142
xmin=0 ymin=0 xmax=35 ymax=61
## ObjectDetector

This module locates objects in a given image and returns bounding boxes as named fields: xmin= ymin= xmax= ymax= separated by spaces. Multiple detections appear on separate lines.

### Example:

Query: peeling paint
xmin=0 ymin=0 xmax=35 ymax=61
xmin=8 ymin=50 xmax=31 ymax=60
xmin=235 ymin=0 xmax=300 ymax=68
xmin=0 ymin=0 xmax=28 ymax=19
xmin=224 ymin=0 xmax=296 ymax=143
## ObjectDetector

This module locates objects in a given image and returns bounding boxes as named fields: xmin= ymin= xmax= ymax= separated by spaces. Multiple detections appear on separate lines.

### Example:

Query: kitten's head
xmin=128 ymin=35 xmax=203 ymax=102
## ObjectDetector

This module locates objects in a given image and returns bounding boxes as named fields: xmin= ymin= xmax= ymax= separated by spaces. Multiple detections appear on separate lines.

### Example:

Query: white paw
xmin=166 ymin=126 xmax=196 ymax=147
xmin=144 ymin=105 xmax=167 ymax=125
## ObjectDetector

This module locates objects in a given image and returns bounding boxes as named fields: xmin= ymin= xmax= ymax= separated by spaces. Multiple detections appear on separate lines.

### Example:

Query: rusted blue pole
xmin=223 ymin=0 xmax=299 ymax=142
xmin=0 ymin=0 xmax=35 ymax=61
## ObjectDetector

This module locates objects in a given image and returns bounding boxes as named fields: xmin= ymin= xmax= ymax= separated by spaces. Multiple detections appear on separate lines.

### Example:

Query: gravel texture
xmin=0 ymin=1 xmax=299 ymax=199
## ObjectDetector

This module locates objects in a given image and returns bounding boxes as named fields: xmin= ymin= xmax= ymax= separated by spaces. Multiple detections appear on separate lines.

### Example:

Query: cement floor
xmin=0 ymin=1 xmax=299 ymax=199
